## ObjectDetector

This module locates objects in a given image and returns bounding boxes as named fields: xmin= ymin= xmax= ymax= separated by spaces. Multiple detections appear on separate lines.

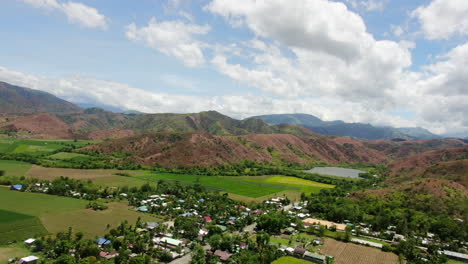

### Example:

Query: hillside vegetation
xmin=0 ymin=81 xmax=81 ymax=114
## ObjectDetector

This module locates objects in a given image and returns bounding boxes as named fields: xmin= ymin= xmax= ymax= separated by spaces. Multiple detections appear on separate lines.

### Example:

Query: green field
xmin=0 ymin=210 xmax=47 ymax=244
xmin=0 ymin=138 xmax=94 ymax=156
xmin=0 ymin=187 xmax=160 ymax=243
xmin=132 ymin=172 xmax=334 ymax=200
xmin=272 ymin=256 xmax=312 ymax=264
xmin=0 ymin=160 xmax=32 ymax=177
xmin=0 ymin=245 xmax=30 ymax=263
xmin=47 ymin=152 xmax=89 ymax=160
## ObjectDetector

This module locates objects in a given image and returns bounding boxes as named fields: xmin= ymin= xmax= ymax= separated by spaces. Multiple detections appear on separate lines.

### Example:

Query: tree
xmin=208 ymin=234 xmax=222 ymax=250
xmin=190 ymin=244 xmax=206 ymax=264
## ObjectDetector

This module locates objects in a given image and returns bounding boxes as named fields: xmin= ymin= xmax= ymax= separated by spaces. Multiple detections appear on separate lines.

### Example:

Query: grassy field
xmin=320 ymin=238 xmax=398 ymax=264
xmin=0 ymin=160 xmax=32 ymax=177
xmin=47 ymin=152 xmax=89 ymax=160
xmin=272 ymin=256 xmax=312 ymax=264
xmin=447 ymin=260 xmax=468 ymax=264
xmin=25 ymin=166 xmax=144 ymax=186
xmin=0 ymin=187 xmax=161 ymax=243
xmin=134 ymin=172 xmax=294 ymax=198
xmin=0 ymin=210 xmax=47 ymax=244
xmin=0 ymin=138 xmax=94 ymax=155
xmin=0 ymin=245 xmax=30 ymax=263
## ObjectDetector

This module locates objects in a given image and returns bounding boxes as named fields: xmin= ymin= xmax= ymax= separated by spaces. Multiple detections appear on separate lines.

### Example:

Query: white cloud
xmin=206 ymin=0 xmax=412 ymax=108
xmin=126 ymin=18 xmax=210 ymax=67
xmin=19 ymin=0 xmax=108 ymax=29
xmin=411 ymin=0 xmax=468 ymax=40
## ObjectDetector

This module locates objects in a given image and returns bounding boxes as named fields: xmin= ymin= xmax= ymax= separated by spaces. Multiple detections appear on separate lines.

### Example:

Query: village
xmin=5 ymin=177 xmax=468 ymax=264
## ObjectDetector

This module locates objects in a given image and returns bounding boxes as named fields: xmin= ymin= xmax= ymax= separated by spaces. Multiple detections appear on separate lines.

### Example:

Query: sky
xmin=0 ymin=0 xmax=467 ymax=136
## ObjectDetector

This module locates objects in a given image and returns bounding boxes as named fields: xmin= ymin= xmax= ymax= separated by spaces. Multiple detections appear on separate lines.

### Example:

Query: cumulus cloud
xmin=125 ymin=18 xmax=210 ymax=67
xmin=411 ymin=0 xmax=468 ymax=40
xmin=206 ymin=0 xmax=412 ymax=109
xmin=19 ymin=0 xmax=108 ymax=29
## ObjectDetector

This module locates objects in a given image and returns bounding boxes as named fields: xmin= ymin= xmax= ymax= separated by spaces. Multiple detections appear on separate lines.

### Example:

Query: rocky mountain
xmin=0 ymin=81 xmax=82 ymax=114
xmin=249 ymin=113 xmax=440 ymax=140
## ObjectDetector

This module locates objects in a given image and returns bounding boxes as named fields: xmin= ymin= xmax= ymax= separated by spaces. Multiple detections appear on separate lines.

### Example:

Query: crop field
xmin=0 ymin=138 xmax=94 ymax=155
xmin=272 ymin=256 xmax=312 ymax=264
xmin=320 ymin=238 xmax=398 ymax=264
xmin=0 ymin=187 xmax=160 ymax=243
xmin=135 ymin=172 xmax=295 ymax=198
xmin=248 ymin=175 xmax=334 ymax=194
xmin=25 ymin=165 xmax=141 ymax=183
xmin=0 ymin=209 xmax=47 ymax=244
xmin=23 ymin=166 xmax=335 ymax=201
xmin=0 ymin=160 xmax=32 ymax=177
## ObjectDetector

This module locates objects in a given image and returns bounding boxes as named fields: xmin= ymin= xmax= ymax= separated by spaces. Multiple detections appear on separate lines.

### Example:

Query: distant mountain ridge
xmin=0 ymin=81 xmax=82 ymax=114
xmin=249 ymin=113 xmax=441 ymax=140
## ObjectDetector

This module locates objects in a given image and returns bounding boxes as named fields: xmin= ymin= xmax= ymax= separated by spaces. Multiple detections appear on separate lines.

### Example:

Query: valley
xmin=0 ymin=82 xmax=466 ymax=264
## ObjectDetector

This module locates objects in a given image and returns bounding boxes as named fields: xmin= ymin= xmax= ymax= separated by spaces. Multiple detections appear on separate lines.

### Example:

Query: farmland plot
xmin=320 ymin=238 xmax=398 ymax=264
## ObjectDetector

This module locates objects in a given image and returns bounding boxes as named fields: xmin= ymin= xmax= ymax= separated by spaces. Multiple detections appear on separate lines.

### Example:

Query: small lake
xmin=304 ymin=167 xmax=366 ymax=179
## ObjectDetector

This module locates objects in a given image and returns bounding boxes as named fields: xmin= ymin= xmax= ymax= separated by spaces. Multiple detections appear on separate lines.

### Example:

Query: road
xmin=169 ymin=245 xmax=211 ymax=264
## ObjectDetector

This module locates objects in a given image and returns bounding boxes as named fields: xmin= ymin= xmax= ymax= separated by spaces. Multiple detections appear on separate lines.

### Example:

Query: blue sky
xmin=0 ymin=0 xmax=467 ymax=136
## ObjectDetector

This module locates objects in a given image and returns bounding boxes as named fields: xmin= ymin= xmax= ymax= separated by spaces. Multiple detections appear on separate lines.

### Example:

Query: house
xmin=96 ymin=237 xmax=111 ymax=246
xmin=19 ymin=256 xmax=39 ymax=264
xmin=24 ymin=238 xmax=36 ymax=246
xmin=303 ymin=218 xmax=346 ymax=232
xmin=138 ymin=206 xmax=149 ymax=212
xmin=146 ymin=222 xmax=159 ymax=230
xmin=217 ymin=225 xmax=227 ymax=232
xmin=293 ymin=247 xmax=306 ymax=257
xmin=312 ymin=238 xmax=323 ymax=245
xmin=198 ymin=228 xmax=209 ymax=238
xmin=11 ymin=184 xmax=23 ymax=191
xmin=214 ymin=250 xmax=233 ymax=262
xmin=443 ymin=250 xmax=468 ymax=262
xmin=284 ymin=227 xmax=295 ymax=234
xmin=204 ymin=216 xmax=212 ymax=222
xmin=99 ymin=251 xmax=119 ymax=259
xmin=303 ymin=251 xmax=327 ymax=264
xmin=159 ymin=237 xmax=183 ymax=248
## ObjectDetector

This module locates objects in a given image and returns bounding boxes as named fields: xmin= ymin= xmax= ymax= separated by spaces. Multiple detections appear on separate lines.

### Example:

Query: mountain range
xmin=249 ymin=113 xmax=441 ymax=140
xmin=0 ymin=81 xmax=81 ymax=114
xmin=0 ymin=81 xmax=447 ymax=140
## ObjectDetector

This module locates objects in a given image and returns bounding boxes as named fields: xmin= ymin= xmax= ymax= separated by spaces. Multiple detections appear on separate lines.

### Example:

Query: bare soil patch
xmin=320 ymin=238 xmax=398 ymax=264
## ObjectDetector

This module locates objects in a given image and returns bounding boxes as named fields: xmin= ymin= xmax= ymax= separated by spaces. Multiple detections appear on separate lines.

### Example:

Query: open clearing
xmin=41 ymin=202 xmax=161 ymax=237
xmin=0 ymin=138 xmax=94 ymax=155
xmin=272 ymin=256 xmax=312 ymax=264
xmin=0 ymin=187 xmax=160 ymax=243
xmin=320 ymin=238 xmax=397 ymax=264
xmin=0 ymin=246 xmax=30 ymax=263
xmin=0 ymin=160 xmax=32 ymax=177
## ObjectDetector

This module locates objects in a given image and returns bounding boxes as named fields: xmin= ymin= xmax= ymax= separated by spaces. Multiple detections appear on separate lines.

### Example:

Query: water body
xmin=304 ymin=167 xmax=366 ymax=179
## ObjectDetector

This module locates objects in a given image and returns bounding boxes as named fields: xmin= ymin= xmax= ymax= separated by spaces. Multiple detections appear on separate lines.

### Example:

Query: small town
xmin=3 ymin=177 xmax=467 ymax=264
